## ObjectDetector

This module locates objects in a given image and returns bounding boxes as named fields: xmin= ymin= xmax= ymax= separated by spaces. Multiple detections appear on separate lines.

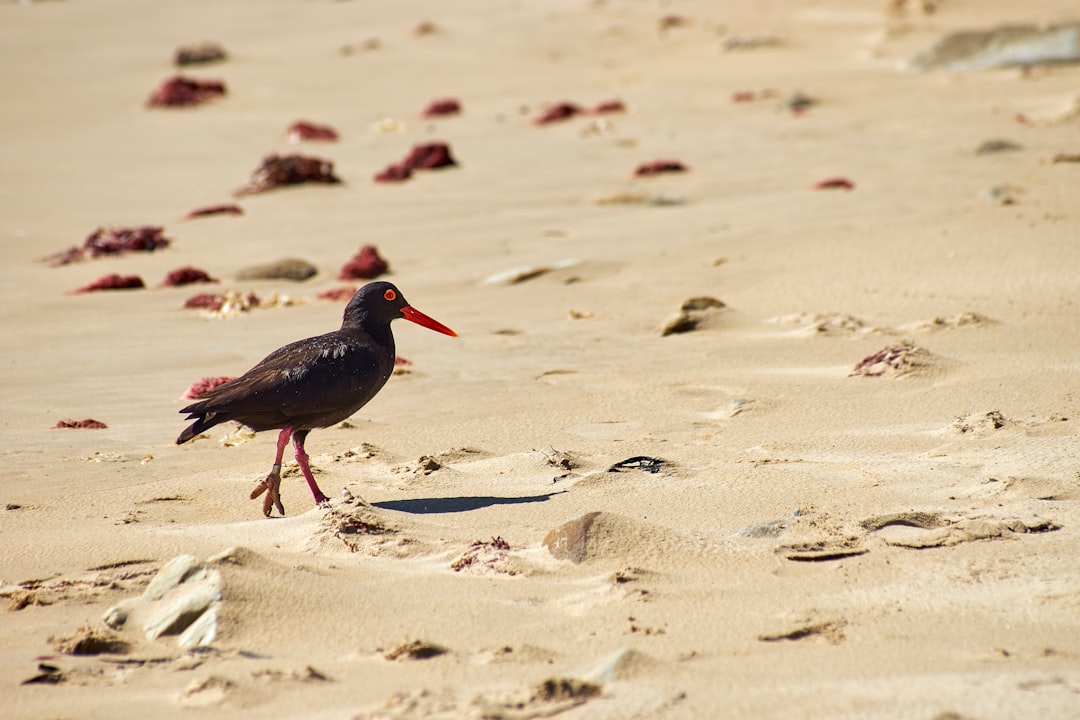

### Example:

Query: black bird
xmin=177 ymin=281 xmax=457 ymax=516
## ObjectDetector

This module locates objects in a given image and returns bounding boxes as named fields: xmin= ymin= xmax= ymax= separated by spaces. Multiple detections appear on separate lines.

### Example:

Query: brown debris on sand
xmin=374 ymin=142 xmax=457 ymax=183
xmin=147 ymin=75 xmax=226 ymax=108
xmin=74 ymin=274 xmax=146 ymax=293
xmin=383 ymin=640 xmax=448 ymax=661
xmin=338 ymin=245 xmax=389 ymax=280
xmin=812 ymin=177 xmax=855 ymax=191
xmin=535 ymin=102 xmax=584 ymax=125
xmin=174 ymin=42 xmax=227 ymax=67
xmin=45 ymin=226 xmax=171 ymax=266
xmin=235 ymin=154 xmax=341 ymax=195
xmin=53 ymin=419 xmax=108 ymax=429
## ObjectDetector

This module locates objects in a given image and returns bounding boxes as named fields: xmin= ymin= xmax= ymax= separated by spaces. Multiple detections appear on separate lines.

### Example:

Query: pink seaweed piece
xmin=634 ymin=160 xmax=688 ymax=177
xmin=812 ymin=177 xmax=855 ymax=191
xmin=338 ymin=245 xmax=389 ymax=280
xmin=285 ymin=120 xmax=340 ymax=143
xmin=421 ymin=98 xmax=462 ymax=118
xmin=535 ymin=102 xmax=583 ymax=125
xmin=161 ymin=266 xmax=219 ymax=287
xmin=147 ymin=75 xmax=226 ymax=108
xmin=182 ymin=376 xmax=237 ymax=400
xmin=74 ymin=274 xmax=146 ymax=293
xmin=184 ymin=204 xmax=243 ymax=219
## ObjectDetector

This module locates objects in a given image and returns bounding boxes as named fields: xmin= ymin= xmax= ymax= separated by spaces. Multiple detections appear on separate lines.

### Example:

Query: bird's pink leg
xmin=292 ymin=429 xmax=330 ymax=507
xmin=250 ymin=427 xmax=292 ymax=517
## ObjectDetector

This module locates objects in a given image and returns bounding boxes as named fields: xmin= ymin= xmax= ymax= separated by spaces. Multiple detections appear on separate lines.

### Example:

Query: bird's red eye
xmin=384 ymin=289 xmax=397 ymax=302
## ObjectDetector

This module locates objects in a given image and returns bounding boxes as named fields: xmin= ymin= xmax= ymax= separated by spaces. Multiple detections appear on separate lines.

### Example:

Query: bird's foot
xmin=250 ymin=465 xmax=285 ymax=517
xmin=312 ymin=489 xmax=331 ymax=507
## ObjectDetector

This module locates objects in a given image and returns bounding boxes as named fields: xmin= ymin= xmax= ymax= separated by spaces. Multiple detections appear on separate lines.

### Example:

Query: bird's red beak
xmin=401 ymin=306 xmax=458 ymax=337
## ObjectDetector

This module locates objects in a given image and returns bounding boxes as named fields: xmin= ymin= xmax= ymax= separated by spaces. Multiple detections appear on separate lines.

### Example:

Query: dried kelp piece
xmin=635 ymin=160 xmax=688 ymax=177
xmin=184 ymin=204 xmax=242 ymax=219
xmin=812 ymin=177 xmax=855 ymax=191
xmin=235 ymin=154 xmax=341 ymax=196
xmin=46 ymin=226 xmax=171 ymax=266
xmin=421 ymin=98 xmax=461 ymax=118
xmin=607 ymin=456 xmax=667 ymax=474
xmin=285 ymin=120 xmax=339 ymax=143
xmin=182 ymin=377 xmax=236 ymax=400
xmin=161 ymin=266 xmax=218 ymax=287
xmin=384 ymin=640 xmax=448 ymax=661
xmin=147 ymin=75 xmax=226 ymax=108
xmin=174 ymin=42 xmax=228 ymax=67
xmin=74 ymin=274 xmax=145 ymax=293
xmin=535 ymin=102 xmax=584 ymax=125
xmin=339 ymin=245 xmax=389 ymax=280
xmin=54 ymin=419 xmax=108 ymax=429
xmin=849 ymin=341 xmax=932 ymax=377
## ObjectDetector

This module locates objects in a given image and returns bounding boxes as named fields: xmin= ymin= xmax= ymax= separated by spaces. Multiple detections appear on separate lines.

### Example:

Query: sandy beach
xmin=3 ymin=1 xmax=1080 ymax=717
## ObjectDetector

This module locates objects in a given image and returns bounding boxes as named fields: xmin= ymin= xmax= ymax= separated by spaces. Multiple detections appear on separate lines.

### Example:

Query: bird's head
xmin=342 ymin=281 xmax=457 ymax=337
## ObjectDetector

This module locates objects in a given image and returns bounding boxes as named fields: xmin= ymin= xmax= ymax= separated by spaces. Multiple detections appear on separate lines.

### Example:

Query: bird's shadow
xmin=373 ymin=492 xmax=565 ymax=515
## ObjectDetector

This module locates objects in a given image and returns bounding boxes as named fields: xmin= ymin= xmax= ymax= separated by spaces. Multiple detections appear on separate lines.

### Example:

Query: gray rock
xmin=910 ymin=23 xmax=1080 ymax=71
xmin=236 ymin=258 xmax=318 ymax=281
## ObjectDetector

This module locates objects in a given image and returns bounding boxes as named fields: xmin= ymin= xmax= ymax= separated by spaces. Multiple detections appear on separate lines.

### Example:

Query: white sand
xmin=3 ymin=1 xmax=1079 ymax=718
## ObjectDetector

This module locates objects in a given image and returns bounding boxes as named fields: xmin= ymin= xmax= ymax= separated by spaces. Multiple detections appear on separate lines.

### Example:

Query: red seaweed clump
xmin=285 ymin=120 xmax=340 ymax=143
xmin=535 ymin=102 xmax=583 ymax=125
xmin=235 ymin=154 xmax=342 ymax=196
xmin=402 ymin=142 xmax=457 ymax=170
xmin=421 ymin=98 xmax=462 ymax=118
xmin=74 ymin=274 xmax=146 ymax=293
xmin=161 ymin=266 xmax=218 ymax=287
xmin=634 ymin=160 xmax=688 ymax=177
xmin=182 ymin=376 xmax=236 ymax=400
xmin=183 ymin=292 xmax=225 ymax=310
xmin=338 ymin=245 xmax=389 ymax=280
xmin=147 ymin=75 xmax=226 ymax=108
xmin=812 ymin=177 xmax=855 ymax=191
xmin=317 ymin=286 xmax=358 ymax=302
xmin=591 ymin=99 xmax=626 ymax=114
xmin=184 ymin=203 xmax=243 ymax=219
xmin=54 ymin=419 xmax=108 ymax=429
xmin=374 ymin=142 xmax=457 ymax=183
xmin=47 ymin=226 xmax=171 ymax=266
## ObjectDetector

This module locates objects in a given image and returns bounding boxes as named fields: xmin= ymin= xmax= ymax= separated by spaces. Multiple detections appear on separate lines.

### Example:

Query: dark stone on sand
xmin=236 ymin=258 xmax=317 ymax=282
xmin=235 ymin=154 xmax=341 ymax=196
xmin=147 ymin=75 xmax=226 ymax=108
xmin=543 ymin=512 xmax=602 ymax=563
xmin=975 ymin=139 xmax=1023 ymax=155
xmin=174 ymin=42 xmax=227 ymax=67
